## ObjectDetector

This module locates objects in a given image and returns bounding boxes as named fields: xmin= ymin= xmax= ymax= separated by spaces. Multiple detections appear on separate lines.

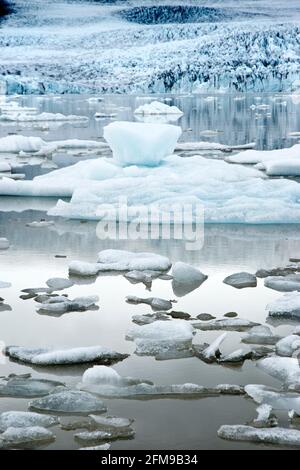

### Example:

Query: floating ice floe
xmin=69 ymin=250 xmax=171 ymax=277
xmin=126 ymin=295 xmax=174 ymax=311
xmin=218 ymin=424 xmax=300 ymax=446
xmin=0 ymin=112 xmax=88 ymax=123
xmin=267 ymin=292 xmax=300 ymax=319
xmin=0 ymin=281 xmax=11 ymax=288
xmin=124 ymin=270 xmax=164 ymax=287
xmin=226 ymin=143 xmax=300 ymax=166
xmin=2 ymin=143 xmax=300 ymax=224
xmin=172 ymin=262 xmax=207 ymax=296
xmin=26 ymin=220 xmax=55 ymax=228
xmin=219 ymin=349 xmax=252 ymax=364
xmin=257 ymin=357 xmax=300 ymax=388
xmin=257 ymin=265 xmax=300 ymax=278
xmin=0 ymin=375 xmax=64 ymax=398
xmin=78 ymin=365 xmax=244 ymax=398
xmin=276 ymin=335 xmax=300 ymax=357
xmin=223 ymin=272 xmax=257 ymax=289
xmin=263 ymin=160 xmax=300 ymax=177
xmin=30 ymin=390 xmax=107 ymax=415
xmin=0 ymin=411 xmax=59 ymax=432
xmin=132 ymin=312 xmax=170 ymax=325
xmin=0 ymin=426 xmax=55 ymax=449
xmin=46 ymin=277 xmax=74 ymax=290
xmin=80 ymin=444 xmax=110 ymax=450
xmin=0 ymin=238 xmax=9 ymax=249
xmin=193 ymin=333 xmax=227 ymax=363
xmin=126 ymin=320 xmax=194 ymax=356
xmin=134 ymin=101 xmax=183 ymax=116
xmin=36 ymin=295 xmax=99 ymax=316
xmin=104 ymin=121 xmax=181 ymax=166
xmin=175 ymin=141 xmax=255 ymax=153
xmin=192 ymin=318 xmax=260 ymax=331
xmin=5 ymin=345 xmax=128 ymax=366
xmin=265 ymin=274 xmax=300 ymax=292
xmin=242 ymin=326 xmax=282 ymax=345
xmin=74 ymin=427 xmax=135 ymax=444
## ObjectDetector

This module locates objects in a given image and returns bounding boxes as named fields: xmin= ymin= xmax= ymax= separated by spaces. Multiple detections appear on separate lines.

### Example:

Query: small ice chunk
xmin=0 ymin=376 xmax=64 ymax=398
xmin=0 ymin=426 xmax=55 ymax=449
xmin=30 ymin=390 xmax=107 ymax=415
xmin=0 ymin=238 xmax=9 ymax=250
xmin=37 ymin=295 xmax=99 ymax=316
xmin=171 ymin=262 xmax=207 ymax=297
xmin=46 ymin=278 xmax=74 ymax=290
xmin=268 ymin=292 xmax=300 ymax=318
xmin=276 ymin=335 xmax=300 ymax=357
xmin=194 ymin=333 xmax=227 ymax=363
xmin=257 ymin=357 xmax=300 ymax=387
xmin=192 ymin=318 xmax=260 ymax=331
xmin=80 ymin=443 xmax=110 ymax=450
xmin=74 ymin=427 xmax=135 ymax=443
xmin=126 ymin=295 xmax=173 ymax=311
xmin=252 ymin=404 xmax=277 ymax=428
xmin=89 ymin=415 xmax=133 ymax=430
xmin=134 ymin=101 xmax=183 ymax=116
xmin=219 ymin=349 xmax=252 ymax=364
xmin=103 ymin=121 xmax=181 ymax=167
xmin=69 ymin=261 xmax=100 ymax=277
xmin=0 ymin=281 xmax=11 ymax=288
xmin=0 ymin=411 xmax=58 ymax=432
xmin=132 ymin=312 xmax=171 ymax=325
xmin=242 ymin=326 xmax=282 ymax=345
xmin=97 ymin=250 xmax=171 ymax=272
xmin=223 ymin=272 xmax=257 ymax=289
xmin=126 ymin=320 xmax=194 ymax=356
xmin=0 ymin=135 xmax=46 ymax=153
xmin=5 ymin=345 xmax=128 ymax=366
xmin=218 ymin=425 xmax=300 ymax=446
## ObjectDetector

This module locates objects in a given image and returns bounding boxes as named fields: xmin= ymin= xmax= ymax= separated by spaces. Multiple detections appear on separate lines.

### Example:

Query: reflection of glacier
xmin=1 ymin=1 xmax=300 ymax=94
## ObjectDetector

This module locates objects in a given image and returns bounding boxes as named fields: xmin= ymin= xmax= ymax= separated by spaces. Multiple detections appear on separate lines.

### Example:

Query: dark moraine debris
xmin=223 ymin=272 xmax=257 ymax=289
xmin=0 ymin=0 xmax=13 ymax=20
xmin=224 ymin=312 xmax=238 ymax=318
xmin=168 ymin=310 xmax=191 ymax=320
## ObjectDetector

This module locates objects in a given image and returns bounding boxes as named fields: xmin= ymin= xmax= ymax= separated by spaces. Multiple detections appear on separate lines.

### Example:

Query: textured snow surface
xmin=257 ymin=357 xmax=300 ymax=386
xmin=0 ymin=411 xmax=58 ymax=432
xmin=267 ymin=292 xmax=300 ymax=318
xmin=30 ymin=390 xmax=107 ymax=414
xmin=1 ymin=1 xmax=300 ymax=94
xmin=104 ymin=121 xmax=181 ymax=167
xmin=0 ymin=426 xmax=55 ymax=448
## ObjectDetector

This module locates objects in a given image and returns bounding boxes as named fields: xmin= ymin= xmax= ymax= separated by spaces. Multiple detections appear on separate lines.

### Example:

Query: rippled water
xmin=0 ymin=94 xmax=300 ymax=449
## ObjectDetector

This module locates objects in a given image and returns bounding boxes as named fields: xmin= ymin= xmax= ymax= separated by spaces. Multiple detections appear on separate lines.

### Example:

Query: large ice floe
xmin=0 ymin=426 xmax=55 ymax=449
xmin=218 ymin=425 xmax=300 ymax=446
xmin=5 ymin=345 xmax=128 ymax=366
xmin=0 ymin=411 xmax=58 ymax=432
xmin=2 ymin=122 xmax=300 ymax=223
xmin=78 ymin=365 xmax=244 ymax=398
xmin=257 ymin=357 xmax=300 ymax=388
xmin=0 ymin=375 xmax=64 ymax=398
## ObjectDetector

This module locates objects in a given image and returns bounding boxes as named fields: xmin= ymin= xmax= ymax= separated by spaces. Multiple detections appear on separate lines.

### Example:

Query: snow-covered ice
xmin=218 ymin=424 xmax=300 ymax=446
xmin=74 ymin=428 xmax=135 ymax=444
xmin=257 ymin=357 xmax=300 ymax=387
xmin=194 ymin=333 xmax=227 ymax=363
xmin=97 ymin=250 xmax=171 ymax=272
xmin=276 ymin=335 xmax=300 ymax=357
xmin=267 ymin=292 xmax=300 ymax=319
xmin=193 ymin=318 xmax=260 ymax=331
xmin=103 ymin=121 xmax=181 ymax=167
xmin=5 ymin=345 xmax=128 ymax=366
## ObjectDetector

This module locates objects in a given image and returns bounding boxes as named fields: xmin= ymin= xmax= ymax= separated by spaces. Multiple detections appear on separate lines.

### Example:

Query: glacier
xmin=0 ymin=1 xmax=300 ymax=94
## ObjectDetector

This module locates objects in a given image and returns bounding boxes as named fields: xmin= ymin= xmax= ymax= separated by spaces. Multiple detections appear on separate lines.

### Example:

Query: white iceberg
xmin=103 ymin=121 xmax=181 ymax=167
xmin=134 ymin=101 xmax=183 ymax=116
xmin=0 ymin=411 xmax=58 ymax=432
xmin=267 ymin=292 xmax=300 ymax=318
xmin=5 ymin=345 xmax=128 ymax=366
xmin=218 ymin=424 xmax=300 ymax=446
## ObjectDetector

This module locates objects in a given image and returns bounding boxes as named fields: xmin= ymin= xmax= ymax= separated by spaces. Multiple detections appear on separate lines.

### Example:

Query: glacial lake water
xmin=1 ymin=93 xmax=300 ymax=450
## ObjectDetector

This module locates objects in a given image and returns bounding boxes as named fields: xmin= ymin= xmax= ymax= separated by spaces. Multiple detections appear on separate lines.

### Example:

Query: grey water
xmin=0 ymin=93 xmax=300 ymax=450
